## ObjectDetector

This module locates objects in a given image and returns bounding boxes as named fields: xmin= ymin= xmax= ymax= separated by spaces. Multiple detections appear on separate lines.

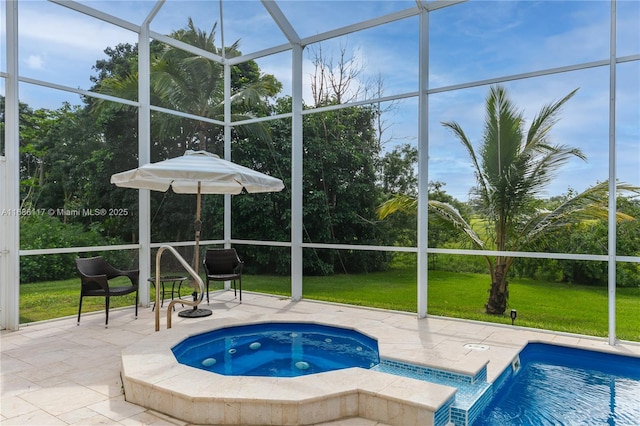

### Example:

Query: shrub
xmin=19 ymin=214 xmax=126 ymax=282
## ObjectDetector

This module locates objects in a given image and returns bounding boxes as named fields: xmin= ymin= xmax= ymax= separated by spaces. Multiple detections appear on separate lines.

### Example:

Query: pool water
xmin=172 ymin=322 xmax=380 ymax=377
xmin=474 ymin=343 xmax=640 ymax=425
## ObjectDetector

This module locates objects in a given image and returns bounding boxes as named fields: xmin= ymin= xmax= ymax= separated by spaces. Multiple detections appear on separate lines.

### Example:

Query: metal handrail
xmin=154 ymin=245 xmax=205 ymax=331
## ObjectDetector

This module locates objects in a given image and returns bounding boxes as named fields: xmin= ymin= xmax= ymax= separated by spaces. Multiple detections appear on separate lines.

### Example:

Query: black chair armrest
xmin=81 ymin=274 xmax=110 ymax=291
xmin=104 ymin=262 xmax=137 ymax=279
xmin=118 ymin=269 xmax=139 ymax=287
xmin=202 ymin=260 xmax=211 ymax=276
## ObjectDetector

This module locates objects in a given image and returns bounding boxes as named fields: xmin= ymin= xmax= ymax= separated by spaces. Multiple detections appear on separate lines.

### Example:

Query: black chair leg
xmin=239 ymin=278 xmax=242 ymax=303
xmin=77 ymin=294 xmax=83 ymax=325
xmin=105 ymin=296 xmax=110 ymax=326
xmin=135 ymin=290 xmax=139 ymax=318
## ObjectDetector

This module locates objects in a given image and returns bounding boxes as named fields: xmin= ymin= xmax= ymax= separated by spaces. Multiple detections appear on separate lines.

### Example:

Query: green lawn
xmin=19 ymin=268 xmax=639 ymax=341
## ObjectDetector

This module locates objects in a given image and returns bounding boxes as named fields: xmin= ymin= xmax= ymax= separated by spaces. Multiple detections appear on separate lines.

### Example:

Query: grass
xmin=19 ymin=276 xmax=145 ymax=324
xmin=19 ymin=268 xmax=639 ymax=341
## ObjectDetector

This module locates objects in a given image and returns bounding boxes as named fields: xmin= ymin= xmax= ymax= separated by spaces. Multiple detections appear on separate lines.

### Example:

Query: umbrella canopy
xmin=110 ymin=150 xmax=284 ymax=194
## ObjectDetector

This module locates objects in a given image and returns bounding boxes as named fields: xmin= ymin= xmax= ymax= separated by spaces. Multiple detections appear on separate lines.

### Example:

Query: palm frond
xmin=526 ymin=88 xmax=579 ymax=149
xmin=377 ymin=195 xmax=486 ymax=249
xmin=442 ymin=121 xmax=489 ymax=202
xmin=376 ymin=194 xmax=417 ymax=219
xmin=428 ymin=200 xmax=486 ymax=249
xmin=92 ymin=73 xmax=139 ymax=114
xmin=518 ymin=181 xmax=640 ymax=248
xmin=520 ymin=144 xmax=586 ymax=198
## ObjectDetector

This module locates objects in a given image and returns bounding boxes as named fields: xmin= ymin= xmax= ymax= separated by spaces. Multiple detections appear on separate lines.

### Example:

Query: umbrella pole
xmin=194 ymin=182 xmax=201 ymax=276
xmin=178 ymin=182 xmax=212 ymax=318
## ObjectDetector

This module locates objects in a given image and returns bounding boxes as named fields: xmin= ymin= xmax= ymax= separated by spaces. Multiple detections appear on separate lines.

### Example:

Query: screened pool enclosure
xmin=1 ymin=0 xmax=638 ymax=345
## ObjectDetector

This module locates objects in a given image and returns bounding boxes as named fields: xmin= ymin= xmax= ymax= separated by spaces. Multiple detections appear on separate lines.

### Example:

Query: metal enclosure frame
xmin=1 ymin=1 xmax=638 ymax=347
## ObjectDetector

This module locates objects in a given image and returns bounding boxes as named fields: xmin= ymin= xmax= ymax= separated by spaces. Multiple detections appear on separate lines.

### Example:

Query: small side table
xmin=148 ymin=276 xmax=187 ymax=311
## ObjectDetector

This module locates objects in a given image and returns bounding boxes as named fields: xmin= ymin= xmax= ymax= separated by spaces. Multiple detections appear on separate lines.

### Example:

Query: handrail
xmin=154 ymin=245 xmax=205 ymax=331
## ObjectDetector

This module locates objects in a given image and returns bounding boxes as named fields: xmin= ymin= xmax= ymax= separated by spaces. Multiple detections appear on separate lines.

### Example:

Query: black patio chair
xmin=75 ymin=256 xmax=139 ymax=326
xmin=203 ymin=248 xmax=244 ymax=303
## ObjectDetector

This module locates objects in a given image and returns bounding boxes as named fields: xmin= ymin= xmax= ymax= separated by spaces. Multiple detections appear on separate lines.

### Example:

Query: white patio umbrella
xmin=110 ymin=150 xmax=284 ymax=316
xmin=111 ymin=150 xmax=285 ymax=195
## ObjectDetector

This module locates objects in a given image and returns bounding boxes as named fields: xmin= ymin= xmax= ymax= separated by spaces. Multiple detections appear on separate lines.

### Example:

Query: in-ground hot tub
xmin=121 ymin=318 xmax=456 ymax=425
xmin=171 ymin=322 xmax=380 ymax=377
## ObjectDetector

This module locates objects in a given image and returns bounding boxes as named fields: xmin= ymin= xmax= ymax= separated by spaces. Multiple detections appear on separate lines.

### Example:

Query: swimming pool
xmin=474 ymin=343 xmax=640 ymax=425
xmin=172 ymin=322 xmax=380 ymax=377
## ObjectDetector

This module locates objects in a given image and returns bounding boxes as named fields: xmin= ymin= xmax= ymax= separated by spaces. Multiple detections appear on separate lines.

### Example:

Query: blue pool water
xmin=474 ymin=343 xmax=640 ymax=425
xmin=172 ymin=322 xmax=380 ymax=377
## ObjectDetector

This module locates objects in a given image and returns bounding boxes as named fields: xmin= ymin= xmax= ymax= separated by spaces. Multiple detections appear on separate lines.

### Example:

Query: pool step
xmin=373 ymin=358 xmax=494 ymax=426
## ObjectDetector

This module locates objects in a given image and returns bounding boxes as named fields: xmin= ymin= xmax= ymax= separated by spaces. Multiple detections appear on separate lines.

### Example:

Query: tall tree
xmin=89 ymin=20 xmax=281 ymax=245
xmin=378 ymin=85 xmax=639 ymax=314
xmin=303 ymin=105 xmax=389 ymax=274
xmin=379 ymin=144 xmax=418 ymax=196
xmin=231 ymin=95 xmax=393 ymax=275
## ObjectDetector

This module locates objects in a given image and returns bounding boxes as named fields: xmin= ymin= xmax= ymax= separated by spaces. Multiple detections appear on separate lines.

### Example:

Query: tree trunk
xmin=485 ymin=263 xmax=508 ymax=314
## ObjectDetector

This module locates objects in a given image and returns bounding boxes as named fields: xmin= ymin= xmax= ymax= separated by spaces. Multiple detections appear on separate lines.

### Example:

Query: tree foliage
xmin=13 ymin=20 xmax=396 ymax=279
xmin=19 ymin=214 xmax=128 ymax=282
xmin=513 ymin=194 xmax=640 ymax=287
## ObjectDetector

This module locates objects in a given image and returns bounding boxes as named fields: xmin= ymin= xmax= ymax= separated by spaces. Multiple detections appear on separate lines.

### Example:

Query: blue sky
xmin=2 ymin=0 xmax=639 ymax=201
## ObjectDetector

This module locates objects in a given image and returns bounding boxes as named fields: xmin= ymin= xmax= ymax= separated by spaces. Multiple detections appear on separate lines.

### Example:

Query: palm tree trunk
xmin=485 ymin=263 xmax=508 ymax=314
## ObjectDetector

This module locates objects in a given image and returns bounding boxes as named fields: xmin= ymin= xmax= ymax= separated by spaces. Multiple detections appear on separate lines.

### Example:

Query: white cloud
xmin=15 ymin=2 xmax=138 ymax=93
xmin=19 ymin=4 xmax=137 ymax=55
xmin=25 ymin=54 xmax=44 ymax=70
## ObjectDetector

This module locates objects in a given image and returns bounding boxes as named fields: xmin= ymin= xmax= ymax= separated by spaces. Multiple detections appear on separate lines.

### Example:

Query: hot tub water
xmin=172 ymin=322 xmax=380 ymax=377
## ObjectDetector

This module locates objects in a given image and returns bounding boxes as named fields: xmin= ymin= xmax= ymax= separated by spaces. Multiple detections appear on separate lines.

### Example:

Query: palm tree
xmin=94 ymin=18 xmax=280 ymax=154
xmin=378 ymin=85 xmax=638 ymax=315
xmin=150 ymin=19 xmax=280 ymax=152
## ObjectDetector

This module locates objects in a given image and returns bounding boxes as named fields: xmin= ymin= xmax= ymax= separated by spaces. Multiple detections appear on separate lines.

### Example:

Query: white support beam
xmin=150 ymin=105 xmax=224 ymax=126
xmin=261 ymin=0 xmax=300 ymax=45
xmin=227 ymin=43 xmax=293 ymax=66
xmin=416 ymin=7 xmax=430 ymax=319
xmin=422 ymin=0 xmax=467 ymax=12
xmin=49 ymin=0 xmax=140 ymax=33
xmin=224 ymin=63 xmax=232 ymax=251
xmin=138 ymin=23 xmax=152 ymax=308
xmin=18 ymin=76 xmax=141 ymax=107
xmin=143 ymin=0 xmax=165 ymax=26
xmin=1 ymin=0 xmax=20 ymax=330
xmin=607 ymin=0 xmax=618 ymax=346
xmin=301 ymin=7 xmax=419 ymax=47
xmin=291 ymin=44 xmax=304 ymax=302
xmin=222 ymin=62 xmax=232 ymax=292
xmin=428 ymin=59 xmax=610 ymax=95
xmin=150 ymin=31 xmax=225 ymax=64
